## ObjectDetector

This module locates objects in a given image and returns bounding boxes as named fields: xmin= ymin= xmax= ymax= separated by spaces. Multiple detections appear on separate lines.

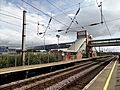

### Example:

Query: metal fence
xmin=0 ymin=52 xmax=59 ymax=68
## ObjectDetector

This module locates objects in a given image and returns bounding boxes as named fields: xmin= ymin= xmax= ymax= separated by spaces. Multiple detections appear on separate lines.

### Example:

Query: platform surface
xmin=0 ymin=57 xmax=94 ymax=75
xmin=83 ymin=59 xmax=119 ymax=90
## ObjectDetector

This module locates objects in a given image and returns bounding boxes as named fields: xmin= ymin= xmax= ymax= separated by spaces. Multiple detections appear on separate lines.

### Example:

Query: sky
xmin=0 ymin=0 xmax=120 ymax=50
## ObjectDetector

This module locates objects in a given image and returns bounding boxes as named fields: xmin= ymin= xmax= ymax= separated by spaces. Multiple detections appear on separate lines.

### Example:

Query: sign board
xmin=77 ymin=30 xmax=87 ymax=39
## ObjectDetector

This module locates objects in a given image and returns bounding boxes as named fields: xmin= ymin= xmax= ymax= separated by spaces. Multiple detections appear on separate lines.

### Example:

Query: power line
xmin=0 ymin=12 xmax=22 ymax=20
xmin=0 ymin=8 xmax=22 ymax=17
xmin=46 ymin=0 xmax=79 ymax=25
xmin=0 ymin=19 xmax=57 ymax=35
xmin=21 ymin=0 xmax=68 ymax=27
xmin=0 ymin=8 xmax=48 ymax=26
xmin=0 ymin=19 xmax=21 ymax=27
xmin=46 ymin=0 xmax=72 ymax=19
xmin=50 ymin=1 xmax=81 ymax=11
xmin=63 ymin=0 xmax=95 ymax=10
xmin=0 ymin=19 xmax=37 ymax=33
xmin=106 ymin=17 xmax=120 ymax=22
xmin=0 ymin=12 xmax=46 ymax=26
xmin=57 ymin=16 xmax=120 ymax=32
xmin=1 ymin=1 xmax=96 ymax=32
xmin=50 ymin=0 xmax=94 ymax=15
xmin=53 ymin=3 xmax=95 ymax=18
xmin=102 ymin=15 xmax=112 ymax=38
xmin=0 ymin=12 xmax=56 ymax=33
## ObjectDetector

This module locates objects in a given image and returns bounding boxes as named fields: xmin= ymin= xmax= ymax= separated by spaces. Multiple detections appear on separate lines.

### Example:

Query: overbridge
xmin=88 ymin=38 xmax=120 ymax=47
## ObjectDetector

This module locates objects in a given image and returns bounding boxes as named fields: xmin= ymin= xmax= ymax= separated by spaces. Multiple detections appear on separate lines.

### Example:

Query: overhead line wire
xmin=21 ymin=0 xmax=68 ymax=27
xmin=46 ymin=0 xmax=79 ymax=24
xmin=53 ymin=3 xmax=95 ymax=18
xmin=0 ymin=12 xmax=22 ymax=20
xmin=57 ymin=16 xmax=120 ymax=32
xmin=0 ymin=19 xmax=21 ymax=27
xmin=0 ymin=6 xmax=65 ymax=32
xmin=0 ymin=19 xmax=39 ymax=33
xmin=0 ymin=8 xmax=21 ymax=17
xmin=0 ymin=12 xmax=46 ymax=27
xmin=0 ymin=12 xmax=56 ymax=33
xmin=102 ymin=15 xmax=112 ymax=38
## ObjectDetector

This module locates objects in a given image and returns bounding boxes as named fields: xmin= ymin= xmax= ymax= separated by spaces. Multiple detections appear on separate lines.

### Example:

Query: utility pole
xmin=15 ymin=51 xmax=17 ymax=67
xmin=85 ymin=30 xmax=89 ymax=57
xmin=21 ymin=10 xmax=27 ymax=66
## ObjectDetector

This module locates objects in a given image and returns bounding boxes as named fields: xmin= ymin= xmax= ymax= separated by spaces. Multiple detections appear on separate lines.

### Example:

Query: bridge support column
xmin=85 ymin=30 xmax=89 ymax=58
xmin=87 ymin=34 xmax=93 ymax=58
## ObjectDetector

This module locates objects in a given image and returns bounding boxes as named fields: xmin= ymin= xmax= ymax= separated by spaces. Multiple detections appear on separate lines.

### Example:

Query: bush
xmin=0 ymin=52 xmax=59 ymax=68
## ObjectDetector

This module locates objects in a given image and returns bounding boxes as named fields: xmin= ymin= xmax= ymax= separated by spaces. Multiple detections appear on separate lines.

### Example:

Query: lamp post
xmin=38 ymin=32 xmax=51 ymax=51
xmin=56 ymin=35 xmax=60 ymax=60
xmin=38 ymin=32 xmax=45 ymax=51
xmin=56 ymin=35 xmax=60 ymax=50
xmin=43 ymin=32 xmax=46 ymax=51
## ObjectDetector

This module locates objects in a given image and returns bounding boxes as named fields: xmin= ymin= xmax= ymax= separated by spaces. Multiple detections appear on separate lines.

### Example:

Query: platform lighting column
xmin=98 ymin=1 xmax=103 ymax=24
xmin=15 ymin=50 xmax=17 ymax=67
xmin=56 ymin=35 xmax=60 ymax=60
xmin=99 ymin=46 xmax=100 ymax=56
xmin=100 ymin=2 xmax=103 ymax=24
xmin=44 ymin=33 xmax=46 ymax=51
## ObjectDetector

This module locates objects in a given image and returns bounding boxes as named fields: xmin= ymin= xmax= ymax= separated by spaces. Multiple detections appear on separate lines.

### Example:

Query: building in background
xmin=30 ymin=30 xmax=97 ymax=61
xmin=0 ymin=46 xmax=8 ymax=54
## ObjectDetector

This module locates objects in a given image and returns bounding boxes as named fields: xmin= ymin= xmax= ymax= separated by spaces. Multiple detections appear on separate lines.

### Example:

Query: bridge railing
xmin=88 ymin=38 xmax=120 ymax=47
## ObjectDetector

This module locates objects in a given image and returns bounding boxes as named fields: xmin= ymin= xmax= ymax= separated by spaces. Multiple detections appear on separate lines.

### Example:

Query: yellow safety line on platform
xmin=103 ymin=60 xmax=117 ymax=90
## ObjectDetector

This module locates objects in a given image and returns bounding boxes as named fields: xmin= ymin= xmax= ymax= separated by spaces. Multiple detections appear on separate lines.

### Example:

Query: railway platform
xmin=0 ymin=56 xmax=108 ymax=85
xmin=0 ymin=57 xmax=93 ymax=75
xmin=0 ymin=55 xmax=108 ymax=75
xmin=0 ymin=55 xmax=115 ymax=90
xmin=83 ymin=59 xmax=119 ymax=90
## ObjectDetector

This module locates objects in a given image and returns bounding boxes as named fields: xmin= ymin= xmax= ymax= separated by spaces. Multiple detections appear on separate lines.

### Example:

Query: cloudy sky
xmin=0 ymin=0 xmax=120 ymax=50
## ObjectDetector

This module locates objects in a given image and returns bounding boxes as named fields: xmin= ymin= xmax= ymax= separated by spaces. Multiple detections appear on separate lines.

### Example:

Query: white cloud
xmin=67 ymin=14 xmax=74 ymax=17
xmin=0 ymin=1 xmax=73 ymax=48
xmin=1 ymin=0 xmax=120 ymax=50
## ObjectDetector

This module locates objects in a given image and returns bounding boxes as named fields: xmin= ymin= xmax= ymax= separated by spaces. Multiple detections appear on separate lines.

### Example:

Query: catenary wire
xmin=46 ymin=0 xmax=83 ymax=25
xmin=21 ymin=0 xmax=69 ymax=27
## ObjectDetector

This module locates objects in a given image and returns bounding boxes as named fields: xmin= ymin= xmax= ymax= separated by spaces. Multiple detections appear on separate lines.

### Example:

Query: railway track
xmin=0 ymin=56 xmax=116 ymax=90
